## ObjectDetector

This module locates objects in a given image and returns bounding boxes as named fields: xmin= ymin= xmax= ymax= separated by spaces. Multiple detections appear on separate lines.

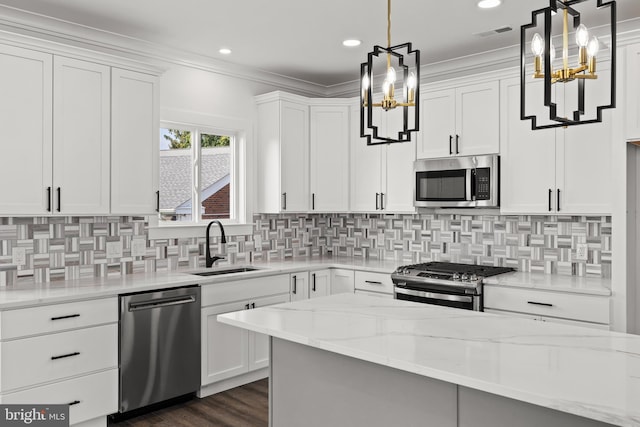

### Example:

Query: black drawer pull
xmin=251 ymin=302 xmax=256 ymax=309
xmin=292 ymin=276 xmax=297 ymax=294
xmin=51 ymin=351 xmax=80 ymax=361
xmin=364 ymin=280 xmax=383 ymax=285
xmin=245 ymin=304 xmax=250 ymax=310
xmin=51 ymin=314 xmax=80 ymax=321
xmin=527 ymin=301 xmax=553 ymax=307
xmin=68 ymin=400 xmax=81 ymax=406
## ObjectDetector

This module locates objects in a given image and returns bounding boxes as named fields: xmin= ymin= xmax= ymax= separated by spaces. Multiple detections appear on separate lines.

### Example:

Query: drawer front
xmin=0 ymin=369 xmax=118 ymax=425
xmin=354 ymin=271 xmax=394 ymax=295
xmin=484 ymin=286 xmax=609 ymax=324
xmin=0 ymin=324 xmax=118 ymax=392
xmin=202 ymin=274 xmax=290 ymax=307
xmin=1 ymin=297 xmax=117 ymax=340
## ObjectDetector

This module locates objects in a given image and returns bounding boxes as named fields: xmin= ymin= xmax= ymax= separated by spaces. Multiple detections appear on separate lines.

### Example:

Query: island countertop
xmin=218 ymin=293 xmax=640 ymax=427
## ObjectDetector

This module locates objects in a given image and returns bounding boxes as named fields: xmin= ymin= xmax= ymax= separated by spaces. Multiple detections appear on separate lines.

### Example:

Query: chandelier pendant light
xmin=361 ymin=0 xmax=420 ymax=145
xmin=520 ymin=0 xmax=616 ymax=130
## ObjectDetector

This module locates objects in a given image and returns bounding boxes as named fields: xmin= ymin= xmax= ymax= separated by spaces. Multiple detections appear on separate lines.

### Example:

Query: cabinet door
xmin=309 ymin=270 xmax=330 ymax=299
xmin=500 ymin=78 xmax=556 ymax=214
xmin=310 ymin=105 xmax=349 ymax=211
xmin=383 ymin=127 xmax=416 ymax=212
xmin=0 ymin=45 xmax=52 ymax=215
xmin=455 ymin=81 xmax=500 ymax=156
xmin=290 ymin=272 xmax=310 ymax=301
xmin=350 ymin=104 xmax=383 ymax=211
xmin=627 ymin=43 xmax=640 ymax=140
xmin=248 ymin=293 xmax=290 ymax=371
xmin=330 ymin=269 xmax=355 ymax=294
xmin=281 ymin=100 xmax=309 ymax=212
xmin=111 ymin=69 xmax=159 ymax=214
xmin=201 ymin=301 xmax=249 ymax=385
xmin=53 ymin=57 xmax=110 ymax=214
xmin=418 ymin=89 xmax=455 ymax=158
xmin=557 ymin=62 xmax=613 ymax=214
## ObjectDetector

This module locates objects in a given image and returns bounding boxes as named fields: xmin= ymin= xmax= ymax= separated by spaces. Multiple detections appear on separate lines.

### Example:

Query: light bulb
xmin=531 ymin=33 xmax=544 ymax=57
xmin=587 ymin=36 xmax=599 ymax=58
xmin=362 ymin=73 xmax=370 ymax=90
xmin=407 ymin=72 xmax=417 ymax=90
xmin=386 ymin=67 xmax=397 ymax=84
xmin=549 ymin=41 xmax=556 ymax=63
xmin=382 ymin=80 xmax=390 ymax=97
xmin=575 ymin=24 xmax=589 ymax=48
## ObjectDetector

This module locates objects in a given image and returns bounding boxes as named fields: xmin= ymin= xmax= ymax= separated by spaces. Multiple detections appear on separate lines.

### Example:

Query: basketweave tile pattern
xmin=0 ymin=213 xmax=611 ymax=285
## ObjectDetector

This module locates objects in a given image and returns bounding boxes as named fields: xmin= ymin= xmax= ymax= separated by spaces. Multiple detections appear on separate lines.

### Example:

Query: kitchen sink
xmin=190 ymin=266 xmax=261 ymax=277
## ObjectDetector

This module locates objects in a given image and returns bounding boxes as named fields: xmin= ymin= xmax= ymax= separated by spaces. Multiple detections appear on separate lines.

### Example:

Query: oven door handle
xmin=394 ymin=287 xmax=474 ymax=303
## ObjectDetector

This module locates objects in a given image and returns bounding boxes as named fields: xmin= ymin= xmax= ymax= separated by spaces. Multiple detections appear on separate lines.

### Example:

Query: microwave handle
xmin=470 ymin=169 xmax=476 ymax=201
xmin=466 ymin=169 xmax=473 ymax=202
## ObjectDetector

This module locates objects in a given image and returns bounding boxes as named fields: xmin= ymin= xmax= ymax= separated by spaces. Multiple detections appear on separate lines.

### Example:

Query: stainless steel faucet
xmin=205 ymin=220 xmax=227 ymax=268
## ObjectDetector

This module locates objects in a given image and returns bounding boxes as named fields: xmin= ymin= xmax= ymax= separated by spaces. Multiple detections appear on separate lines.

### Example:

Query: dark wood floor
xmin=110 ymin=379 xmax=268 ymax=427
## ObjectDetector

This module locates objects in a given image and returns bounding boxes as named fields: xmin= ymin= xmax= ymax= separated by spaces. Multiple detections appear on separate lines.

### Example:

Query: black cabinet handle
xmin=251 ymin=302 xmax=256 ymax=309
xmin=312 ymin=193 xmax=315 ymax=210
xmin=51 ymin=314 xmax=80 ymax=321
xmin=455 ymin=134 xmax=460 ymax=154
xmin=282 ymin=193 xmax=287 ymax=210
xmin=449 ymin=135 xmax=453 ymax=155
xmin=312 ymin=273 xmax=316 ymax=292
xmin=557 ymin=189 xmax=561 ymax=212
xmin=292 ymin=275 xmax=297 ymax=294
xmin=68 ymin=400 xmax=81 ymax=406
xmin=56 ymin=187 xmax=61 ymax=212
xmin=548 ymin=189 xmax=552 ymax=212
xmin=245 ymin=303 xmax=250 ymax=310
xmin=51 ymin=351 xmax=80 ymax=361
xmin=46 ymin=187 xmax=52 ymax=212
xmin=380 ymin=193 xmax=385 ymax=210
xmin=156 ymin=190 xmax=160 ymax=212
xmin=527 ymin=301 xmax=554 ymax=307
xmin=375 ymin=193 xmax=380 ymax=210
xmin=365 ymin=280 xmax=383 ymax=285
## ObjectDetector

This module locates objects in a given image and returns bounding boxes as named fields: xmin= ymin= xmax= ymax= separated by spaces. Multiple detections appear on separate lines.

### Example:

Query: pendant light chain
xmin=387 ymin=0 xmax=391 ymax=69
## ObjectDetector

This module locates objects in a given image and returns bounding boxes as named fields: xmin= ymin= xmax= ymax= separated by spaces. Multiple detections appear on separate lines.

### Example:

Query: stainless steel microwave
xmin=414 ymin=155 xmax=499 ymax=208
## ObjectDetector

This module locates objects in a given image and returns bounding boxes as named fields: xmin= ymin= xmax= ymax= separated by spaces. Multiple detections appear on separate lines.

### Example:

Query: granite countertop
xmin=483 ymin=270 xmax=611 ymax=296
xmin=218 ymin=293 xmax=640 ymax=427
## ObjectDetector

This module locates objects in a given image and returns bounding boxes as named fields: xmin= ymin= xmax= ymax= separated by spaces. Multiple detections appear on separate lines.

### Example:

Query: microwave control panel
xmin=475 ymin=168 xmax=491 ymax=200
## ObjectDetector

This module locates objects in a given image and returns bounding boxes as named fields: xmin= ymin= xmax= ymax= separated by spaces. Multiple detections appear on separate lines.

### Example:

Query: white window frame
xmin=148 ymin=114 xmax=251 ymax=240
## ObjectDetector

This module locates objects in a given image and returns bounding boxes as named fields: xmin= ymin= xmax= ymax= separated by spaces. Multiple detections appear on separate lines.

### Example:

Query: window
xmin=159 ymin=126 xmax=235 ymax=223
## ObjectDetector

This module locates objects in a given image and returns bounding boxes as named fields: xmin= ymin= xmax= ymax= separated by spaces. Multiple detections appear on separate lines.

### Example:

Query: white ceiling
xmin=0 ymin=0 xmax=639 ymax=87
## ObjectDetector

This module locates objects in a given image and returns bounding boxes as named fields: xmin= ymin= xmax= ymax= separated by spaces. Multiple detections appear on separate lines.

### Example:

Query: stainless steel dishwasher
xmin=119 ymin=285 xmax=201 ymax=414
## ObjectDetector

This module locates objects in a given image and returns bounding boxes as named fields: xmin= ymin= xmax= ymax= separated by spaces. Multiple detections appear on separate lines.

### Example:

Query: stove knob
xmin=452 ymin=273 xmax=461 ymax=281
xmin=469 ymin=274 xmax=478 ymax=282
xmin=461 ymin=273 xmax=470 ymax=281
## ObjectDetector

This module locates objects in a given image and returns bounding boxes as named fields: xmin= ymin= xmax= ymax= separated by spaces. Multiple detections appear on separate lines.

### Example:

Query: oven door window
xmin=416 ymin=169 xmax=467 ymax=201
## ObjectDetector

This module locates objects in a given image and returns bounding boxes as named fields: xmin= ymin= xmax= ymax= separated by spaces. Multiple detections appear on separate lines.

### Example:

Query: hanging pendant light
xmin=520 ymin=0 xmax=616 ymax=130
xmin=360 ymin=0 xmax=420 ymax=145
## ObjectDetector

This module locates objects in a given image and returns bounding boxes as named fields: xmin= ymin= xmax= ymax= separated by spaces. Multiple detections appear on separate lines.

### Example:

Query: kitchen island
xmin=218 ymin=293 xmax=640 ymax=427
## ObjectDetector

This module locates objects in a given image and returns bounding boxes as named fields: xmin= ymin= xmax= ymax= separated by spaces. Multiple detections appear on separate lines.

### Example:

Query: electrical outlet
xmin=12 ymin=247 xmax=26 ymax=265
xmin=106 ymin=241 xmax=123 ymax=259
xmin=131 ymin=239 xmax=147 ymax=257
xmin=575 ymin=243 xmax=588 ymax=261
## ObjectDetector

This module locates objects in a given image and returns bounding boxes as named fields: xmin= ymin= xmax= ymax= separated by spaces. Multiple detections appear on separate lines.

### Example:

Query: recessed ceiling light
xmin=477 ymin=0 xmax=501 ymax=9
xmin=343 ymin=39 xmax=361 ymax=47
xmin=219 ymin=48 xmax=232 ymax=55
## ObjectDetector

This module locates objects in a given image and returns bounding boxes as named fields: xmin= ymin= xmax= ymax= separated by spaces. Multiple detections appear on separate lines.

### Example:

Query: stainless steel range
xmin=391 ymin=262 xmax=515 ymax=311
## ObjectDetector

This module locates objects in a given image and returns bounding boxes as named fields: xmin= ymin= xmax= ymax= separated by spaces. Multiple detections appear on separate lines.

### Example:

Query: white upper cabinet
xmin=626 ymin=43 xmax=640 ymax=141
xmin=349 ymin=103 xmax=415 ymax=213
xmin=111 ymin=69 xmax=159 ymax=215
xmin=500 ymin=71 xmax=613 ymax=215
xmin=257 ymin=94 xmax=309 ymax=213
xmin=418 ymin=81 xmax=499 ymax=159
xmin=0 ymin=45 xmax=52 ymax=215
xmin=53 ymin=57 xmax=111 ymax=215
xmin=310 ymin=105 xmax=349 ymax=212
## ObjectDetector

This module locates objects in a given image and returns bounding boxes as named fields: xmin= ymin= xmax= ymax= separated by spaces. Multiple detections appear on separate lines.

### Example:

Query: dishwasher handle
xmin=128 ymin=295 xmax=196 ymax=312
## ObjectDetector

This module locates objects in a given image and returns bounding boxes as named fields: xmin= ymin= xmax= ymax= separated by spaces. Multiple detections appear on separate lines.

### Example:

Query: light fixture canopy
xmin=360 ymin=0 xmax=420 ymax=145
xmin=520 ymin=0 xmax=616 ymax=130
xmin=343 ymin=39 xmax=362 ymax=47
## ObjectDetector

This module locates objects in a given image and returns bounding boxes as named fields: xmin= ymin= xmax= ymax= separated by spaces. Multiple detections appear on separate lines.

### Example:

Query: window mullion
xmin=192 ymin=129 xmax=201 ymax=223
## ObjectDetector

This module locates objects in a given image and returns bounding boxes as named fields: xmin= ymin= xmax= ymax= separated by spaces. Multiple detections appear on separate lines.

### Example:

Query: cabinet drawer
xmin=484 ymin=286 xmax=609 ymax=324
xmin=0 ymin=369 xmax=117 ymax=425
xmin=202 ymin=274 xmax=290 ymax=307
xmin=0 ymin=324 xmax=117 ymax=392
xmin=0 ymin=297 xmax=117 ymax=340
xmin=354 ymin=271 xmax=394 ymax=295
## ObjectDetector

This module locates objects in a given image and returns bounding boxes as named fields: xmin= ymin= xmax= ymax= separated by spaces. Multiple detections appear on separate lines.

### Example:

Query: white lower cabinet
xmin=330 ymin=269 xmax=355 ymax=294
xmin=309 ymin=270 xmax=331 ymax=299
xmin=201 ymin=275 xmax=290 ymax=387
xmin=354 ymin=271 xmax=394 ymax=298
xmin=0 ymin=297 xmax=118 ymax=426
xmin=290 ymin=272 xmax=310 ymax=301
xmin=484 ymin=286 xmax=610 ymax=329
